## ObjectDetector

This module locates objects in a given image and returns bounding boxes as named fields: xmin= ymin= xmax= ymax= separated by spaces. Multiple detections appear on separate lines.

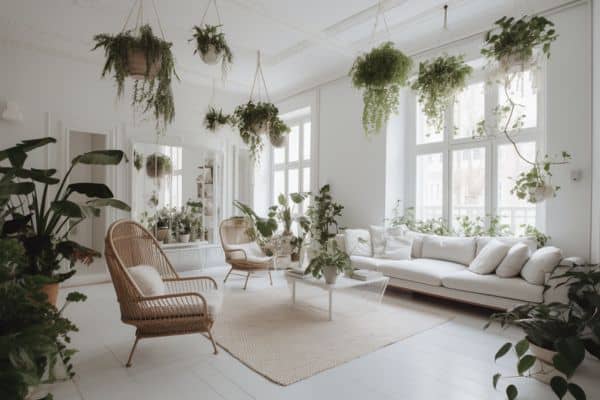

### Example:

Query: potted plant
xmin=204 ymin=106 xmax=231 ymax=132
xmin=92 ymin=24 xmax=178 ymax=131
xmin=232 ymin=101 xmax=290 ymax=162
xmin=411 ymin=54 xmax=472 ymax=134
xmin=350 ymin=41 xmax=412 ymax=136
xmin=190 ymin=24 xmax=233 ymax=73
xmin=233 ymin=200 xmax=278 ymax=250
xmin=306 ymin=184 xmax=344 ymax=248
xmin=0 ymin=138 xmax=129 ymax=305
xmin=268 ymin=193 xmax=307 ymax=257
xmin=511 ymin=154 xmax=570 ymax=204
xmin=305 ymin=239 xmax=350 ymax=284
xmin=145 ymin=152 xmax=173 ymax=178
xmin=134 ymin=150 xmax=144 ymax=171
xmin=269 ymin=119 xmax=289 ymax=148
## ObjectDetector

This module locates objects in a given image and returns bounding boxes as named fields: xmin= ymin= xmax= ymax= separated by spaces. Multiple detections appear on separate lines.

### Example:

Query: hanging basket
xmin=127 ymin=48 xmax=162 ymax=80
xmin=146 ymin=153 xmax=173 ymax=178
xmin=530 ymin=183 xmax=555 ymax=203
xmin=251 ymin=121 xmax=269 ymax=135
xmin=201 ymin=44 xmax=221 ymax=65
xmin=269 ymin=132 xmax=287 ymax=148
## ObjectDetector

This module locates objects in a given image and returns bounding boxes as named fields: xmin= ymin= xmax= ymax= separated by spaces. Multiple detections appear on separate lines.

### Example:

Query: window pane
xmin=497 ymin=142 xmax=536 ymax=234
xmin=288 ymin=168 xmax=299 ymax=196
xmin=416 ymin=153 xmax=443 ymax=220
xmin=416 ymin=101 xmax=442 ymax=145
xmin=288 ymin=125 xmax=300 ymax=163
xmin=452 ymin=147 xmax=485 ymax=225
xmin=453 ymin=82 xmax=485 ymax=139
xmin=273 ymin=170 xmax=285 ymax=204
xmin=499 ymin=70 xmax=537 ymax=130
xmin=273 ymin=146 xmax=285 ymax=165
xmin=302 ymin=167 xmax=310 ymax=193
xmin=303 ymin=122 xmax=311 ymax=160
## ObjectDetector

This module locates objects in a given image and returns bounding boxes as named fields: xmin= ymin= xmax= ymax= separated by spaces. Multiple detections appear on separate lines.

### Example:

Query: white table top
xmin=285 ymin=272 xmax=389 ymax=290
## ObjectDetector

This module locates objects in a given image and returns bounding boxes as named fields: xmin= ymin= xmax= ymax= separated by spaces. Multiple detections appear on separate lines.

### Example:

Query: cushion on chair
xmin=495 ymin=243 xmax=530 ymax=278
xmin=226 ymin=242 xmax=271 ymax=263
xmin=128 ymin=265 xmax=165 ymax=296
xmin=468 ymin=239 xmax=510 ymax=275
xmin=520 ymin=246 xmax=563 ymax=285
xmin=142 ymin=289 xmax=224 ymax=318
xmin=344 ymin=229 xmax=372 ymax=257
xmin=421 ymin=236 xmax=476 ymax=265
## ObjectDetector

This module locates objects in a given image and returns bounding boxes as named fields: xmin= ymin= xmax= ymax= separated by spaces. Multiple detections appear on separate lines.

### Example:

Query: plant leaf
xmin=86 ymin=198 xmax=131 ymax=211
xmin=550 ymin=376 xmax=568 ymax=399
xmin=492 ymin=373 xmax=501 ymax=389
xmin=67 ymin=183 xmax=114 ymax=198
xmin=506 ymin=384 xmax=518 ymax=400
xmin=552 ymin=354 xmax=575 ymax=378
xmin=555 ymin=338 xmax=585 ymax=369
xmin=50 ymin=200 xmax=91 ymax=219
xmin=495 ymin=342 xmax=512 ymax=361
xmin=0 ymin=182 xmax=35 ymax=197
xmin=515 ymin=338 xmax=529 ymax=358
xmin=517 ymin=355 xmax=536 ymax=375
xmin=567 ymin=383 xmax=586 ymax=400
xmin=73 ymin=150 xmax=125 ymax=165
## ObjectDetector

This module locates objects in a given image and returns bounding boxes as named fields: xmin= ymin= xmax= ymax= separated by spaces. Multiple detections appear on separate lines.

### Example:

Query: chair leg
xmin=126 ymin=336 xmax=140 ymax=368
xmin=223 ymin=267 xmax=233 ymax=284
xmin=207 ymin=329 xmax=218 ymax=355
xmin=268 ymin=271 xmax=273 ymax=286
xmin=243 ymin=271 xmax=251 ymax=290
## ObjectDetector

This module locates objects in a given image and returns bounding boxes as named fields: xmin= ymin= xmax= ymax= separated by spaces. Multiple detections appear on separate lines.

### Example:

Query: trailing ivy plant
xmin=479 ymin=16 xmax=568 ymax=204
xmin=190 ymin=24 xmax=233 ymax=76
xmin=204 ymin=106 xmax=231 ymax=132
xmin=231 ymin=101 xmax=290 ymax=163
xmin=350 ymin=42 xmax=412 ymax=136
xmin=92 ymin=24 xmax=179 ymax=133
xmin=145 ymin=153 xmax=172 ymax=178
xmin=411 ymin=55 xmax=472 ymax=134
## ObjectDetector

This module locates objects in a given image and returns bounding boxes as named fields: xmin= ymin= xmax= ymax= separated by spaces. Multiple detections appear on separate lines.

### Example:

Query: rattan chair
xmin=219 ymin=217 xmax=274 ymax=290
xmin=104 ymin=219 xmax=220 ymax=367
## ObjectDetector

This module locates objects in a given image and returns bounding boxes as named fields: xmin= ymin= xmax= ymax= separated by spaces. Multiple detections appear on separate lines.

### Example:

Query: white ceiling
xmin=0 ymin=0 xmax=573 ymax=100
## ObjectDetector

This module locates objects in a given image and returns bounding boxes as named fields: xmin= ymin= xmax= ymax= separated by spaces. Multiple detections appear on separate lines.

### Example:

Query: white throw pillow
xmin=381 ymin=232 xmax=413 ymax=260
xmin=128 ymin=265 xmax=165 ymax=296
xmin=369 ymin=225 xmax=386 ymax=257
xmin=344 ymin=229 xmax=372 ymax=257
xmin=421 ymin=236 xmax=476 ymax=265
xmin=468 ymin=239 xmax=510 ymax=275
xmin=476 ymin=236 xmax=537 ymax=256
xmin=520 ymin=246 xmax=563 ymax=285
xmin=404 ymin=230 xmax=426 ymax=258
xmin=496 ymin=243 xmax=530 ymax=278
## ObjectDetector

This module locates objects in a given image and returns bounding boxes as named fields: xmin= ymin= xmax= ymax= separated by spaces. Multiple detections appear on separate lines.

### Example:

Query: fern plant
xmin=350 ymin=42 xmax=412 ymax=136
xmin=204 ymin=107 xmax=230 ymax=132
xmin=190 ymin=24 xmax=233 ymax=75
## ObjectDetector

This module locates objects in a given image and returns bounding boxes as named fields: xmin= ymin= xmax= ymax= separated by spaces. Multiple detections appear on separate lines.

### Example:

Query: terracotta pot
xmin=156 ymin=227 xmax=169 ymax=242
xmin=41 ymin=283 xmax=59 ymax=307
xmin=127 ymin=49 xmax=161 ymax=80
xmin=200 ymin=44 xmax=221 ymax=65
xmin=322 ymin=265 xmax=339 ymax=284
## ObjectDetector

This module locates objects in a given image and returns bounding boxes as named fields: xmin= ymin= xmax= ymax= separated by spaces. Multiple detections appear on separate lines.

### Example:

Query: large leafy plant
xmin=233 ymin=200 xmax=278 ymax=245
xmin=350 ymin=42 xmax=412 ymax=136
xmin=304 ymin=239 xmax=350 ymax=279
xmin=411 ymin=55 xmax=472 ymax=134
xmin=92 ymin=24 xmax=178 ymax=132
xmin=0 ymin=138 xmax=129 ymax=281
xmin=190 ymin=24 xmax=233 ymax=75
xmin=306 ymin=185 xmax=343 ymax=248
xmin=232 ymin=101 xmax=290 ymax=163
xmin=269 ymin=193 xmax=307 ymax=236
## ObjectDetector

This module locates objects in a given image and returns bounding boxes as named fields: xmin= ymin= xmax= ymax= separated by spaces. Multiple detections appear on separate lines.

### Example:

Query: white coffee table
xmin=285 ymin=272 xmax=389 ymax=321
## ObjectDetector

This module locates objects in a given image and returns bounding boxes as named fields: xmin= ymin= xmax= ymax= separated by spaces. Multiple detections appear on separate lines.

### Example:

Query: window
xmin=272 ymin=114 xmax=312 ymax=214
xmin=412 ymin=67 xmax=542 ymax=234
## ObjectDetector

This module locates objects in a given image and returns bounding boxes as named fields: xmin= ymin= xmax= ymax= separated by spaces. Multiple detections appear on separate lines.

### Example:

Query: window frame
xmin=407 ymin=63 xmax=547 ymax=231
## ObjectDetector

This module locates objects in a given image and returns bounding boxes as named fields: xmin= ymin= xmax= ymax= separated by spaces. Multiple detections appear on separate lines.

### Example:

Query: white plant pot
xmin=201 ymin=45 xmax=221 ymax=65
xmin=322 ymin=265 xmax=339 ymax=284
xmin=270 ymin=134 xmax=287 ymax=148
xmin=251 ymin=121 xmax=269 ymax=135
xmin=532 ymin=183 xmax=555 ymax=203
xmin=179 ymin=233 xmax=190 ymax=243
xmin=528 ymin=340 xmax=564 ymax=384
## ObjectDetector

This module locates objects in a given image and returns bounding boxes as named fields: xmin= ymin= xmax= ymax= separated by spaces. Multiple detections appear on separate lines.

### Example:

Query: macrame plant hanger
xmin=369 ymin=0 xmax=392 ymax=46
xmin=249 ymin=50 xmax=270 ymax=104
xmin=199 ymin=0 xmax=223 ymax=27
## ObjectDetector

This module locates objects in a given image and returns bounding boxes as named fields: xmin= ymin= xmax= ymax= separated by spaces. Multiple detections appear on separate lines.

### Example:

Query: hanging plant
xmin=204 ymin=106 xmax=230 ymax=132
xmin=133 ymin=150 xmax=144 ymax=171
xmin=232 ymin=101 xmax=289 ymax=162
xmin=191 ymin=24 xmax=233 ymax=75
xmin=350 ymin=42 xmax=412 ymax=136
xmin=268 ymin=119 xmax=289 ymax=148
xmin=481 ymin=16 xmax=557 ymax=73
xmin=145 ymin=153 xmax=173 ymax=178
xmin=92 ymin=24 xmax=178 ymax=132
xmin=411 ymin=55 xmax=472 ymax=134
xmin=511 ymin=153 xmax=571 ymax=203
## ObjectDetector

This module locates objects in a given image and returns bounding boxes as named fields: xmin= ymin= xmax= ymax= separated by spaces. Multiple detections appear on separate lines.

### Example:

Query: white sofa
xmin=339 ymin=230 xmax=581 ymax=310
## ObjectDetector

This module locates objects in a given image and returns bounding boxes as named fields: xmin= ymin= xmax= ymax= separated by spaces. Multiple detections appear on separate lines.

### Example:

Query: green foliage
xmin=190 ymin=24 xmax=233 ymax=76
xmin=388 ymin=206 xmax=452 ymax=236
xmin=233 ymin=200 xmax=278 ymax=243
xmin=133 ymin=150 xmax=144 ymax=171
xmin=92 ymin=24 xmax=178 ymax=132
xmin=173 ymin=201 xmax=203 ymax=236
xmin=350 ymin=42 xmax=412 ymax=136
xmin=304 ymin=239 xmax=350 ymax=279
xmin=455 ymin=215 xmax=512 ymax=237
xmin=204 ymin=107 xmax=231 ymax=132
xmin=145 ymin=153 xmax=173 ymax=178
xmin=411 ymin=55 xmax=472 ymax=133
xmin=231 ymin=101 xmax=290 ymax=163
xmin=511 ymin=153 xmax=571 ymax=203
xmin=306 ymin=185 xmax=344 ymax=248
xmin=481 ymin=16 xmax=558 ymax=70
xmin=269 ymin=193 xmax=307 ymax=235
xmin=521 ymin=224 xmax=550 ymax=248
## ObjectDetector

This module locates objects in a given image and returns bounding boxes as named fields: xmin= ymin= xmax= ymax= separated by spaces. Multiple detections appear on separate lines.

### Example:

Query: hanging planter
xmin=350 ymin=42 xmax=412 ymax=136
xmin=133 ymin=150 xmax=144 ymax=171
xmin=411 ymin=55 xmax=472 ymax=134
xmin=191 ymin=25 xmax=233 ymax=73
xmin=510 ymin=155 xmax=570 ymax=204
xmin=269 ymin=120 xmax=289 ymax=148
xmin=145 ymin=153 xmax=173 ymax=178
xmin=204 ymin=106 xmax=231 ymax=132
xmin=92 ymin=1 xmax=179 ymax=133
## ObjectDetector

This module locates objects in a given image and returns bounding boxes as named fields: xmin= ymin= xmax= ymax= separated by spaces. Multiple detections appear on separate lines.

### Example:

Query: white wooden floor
xmin=45 ymin=267 xmax=600 ymax=400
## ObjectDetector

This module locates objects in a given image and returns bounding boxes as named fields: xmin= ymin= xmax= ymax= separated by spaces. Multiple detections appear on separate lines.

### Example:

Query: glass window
xmin=288 ymin=168 xmax=299 ymax=195
xmin=273 ymin=170 xmax=285 ymax=204
xmin=302 ymin=167 xmax=310 ymax=193
xmin=303 ymin=122 xmax=311 ymax=160
xmin=452 ymin=147 xmax=485 ymax=225
xmin=416 ymin=153 xmax=443 ymax=220
xmin=273 ymin=146 xmax=285 ymax=165
xmin=416 ymin=101 xmax=442 ymax=145
xmin=453 ymin=82 xmax=485 ymax=139
xmin=288 ymin=125 xmax=300 ymax=163
xmin=499 ymin=70 xmax=537 ymax=130
xmin=497 ymin=142 xmax=536 ymax=233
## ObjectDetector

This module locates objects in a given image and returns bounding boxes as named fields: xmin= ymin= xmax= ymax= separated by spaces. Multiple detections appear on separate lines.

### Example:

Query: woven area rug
xmin=213 ymin=285 xmax=454 ymax=385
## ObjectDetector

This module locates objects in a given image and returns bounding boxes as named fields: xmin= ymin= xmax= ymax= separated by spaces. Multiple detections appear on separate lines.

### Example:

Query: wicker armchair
xmin=219 ymin=217 xmax=274 ymax=290
xmin=105 ymin=220 xmax=220 ymax=367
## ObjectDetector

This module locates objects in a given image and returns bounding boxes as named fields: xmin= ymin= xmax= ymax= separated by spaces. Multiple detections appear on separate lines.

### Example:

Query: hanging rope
xmin=120 ymin=0 xmax=167 ymax=39
xmin=249 ymin=50 xmax=270 ymax=102
xmin=121 ymin=0 xmax=140 ymax=33
xmin=200 ymin=0 xmax=223 ymax=26
xmin=370 ymin=0 xmax=391 ymax=44
xmin=151 ymin=0 xmax=167 ymax=40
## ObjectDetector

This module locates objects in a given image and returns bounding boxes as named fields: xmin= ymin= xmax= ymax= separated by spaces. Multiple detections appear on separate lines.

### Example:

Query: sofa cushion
xmin=421 ymin=236 xmax=476 ymax=265
xmin=369 ymin=225 xmax=386 ymax=257
xmin=476 ymin=236 xmax=537 ymax=256
xmin=521 ymin=246 xmax=563 ymax=285
xmin=128 ymin=265 xmax=165 ymax=296
xmin=377 ymin=258 xmax=466 ymax=286
xmin=496 ymin=243 xmax=530 ymax=278
xmin=350 ymin=255 xmax=381 ymax=271
xmin=404 ymin=230 xmax=427 ymax=258
xmin=442 ymin=270 xmax=543 ymax=303
xmin=344 ymin=229 xmax=372 ymax=257
xmin=381 ymin=228 xmax=413 ymax=260
xmin=468 ymin=239 xmax=510 ymax=275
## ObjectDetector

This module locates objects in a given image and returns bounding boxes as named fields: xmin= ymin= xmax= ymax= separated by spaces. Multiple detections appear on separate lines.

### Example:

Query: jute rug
xmin=213 ymin=285 xmax=454 ymax=385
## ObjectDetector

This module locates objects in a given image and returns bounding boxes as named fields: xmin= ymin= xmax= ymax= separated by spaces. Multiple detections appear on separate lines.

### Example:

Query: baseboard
xmin=62 ymin=273 xmax=110 ymax=288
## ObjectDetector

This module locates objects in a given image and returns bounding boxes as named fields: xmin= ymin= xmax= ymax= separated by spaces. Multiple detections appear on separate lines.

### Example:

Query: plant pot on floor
xmin=179 ymin=233 xmax=190 ymax=243
xmin=127 ymin=49 xmax=162 ymax=80
xmin=41 ymin=282 xmax=59 ymax=307
xmin=528 ymin=339 xmax=564 ymax=384
xmin=322 ymin=265 xmax=339 ymax=284
xmin=201 ymin=44 xmax=221 ymax=65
